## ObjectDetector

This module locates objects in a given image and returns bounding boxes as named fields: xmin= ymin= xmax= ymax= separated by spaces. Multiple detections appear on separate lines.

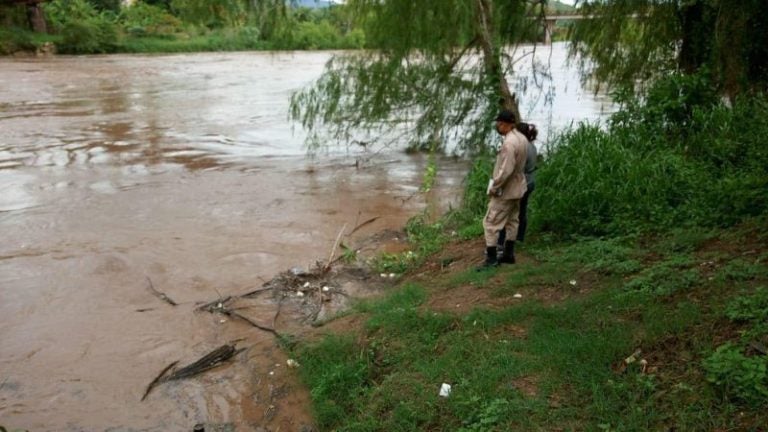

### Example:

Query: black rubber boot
xmin=477 ymin=246 xmax=498 ymax=270
xmin=499 ymin=241 xmax=516 ymax=264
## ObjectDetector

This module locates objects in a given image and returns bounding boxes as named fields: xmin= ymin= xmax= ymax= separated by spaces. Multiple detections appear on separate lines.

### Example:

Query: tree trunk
xmin=678 ymin=1 xmax=710 ymax=74
xmin=475 ymin=0 xmax=519 ymax=120
xmin=26 ymin=2 xmax=48 ymax=34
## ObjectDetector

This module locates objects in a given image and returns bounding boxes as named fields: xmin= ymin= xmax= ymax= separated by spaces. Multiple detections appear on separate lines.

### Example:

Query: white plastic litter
xmin=286 ymin=359 xmax=300 ymax=368
xmin=439 ymin=383 xmax=452 ymax=397
xmin=322 ymin=286 xmax=330 ymax=292
xmin=569 ymin=279 xmax=577 ymax=286
xmin=513 ymin=293 xmax=523 ymax=299
xmin=303 ymin=282 xmax=310 ymax=288
xmin=296 ymin=291 xmax=305 ymax=297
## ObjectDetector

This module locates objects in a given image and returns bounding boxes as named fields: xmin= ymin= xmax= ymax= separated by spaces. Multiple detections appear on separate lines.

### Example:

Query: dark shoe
xmin=499 ymin=241 xmax=516 ymax=264
xmin=477 ymin=246 xmax=498 ymax=270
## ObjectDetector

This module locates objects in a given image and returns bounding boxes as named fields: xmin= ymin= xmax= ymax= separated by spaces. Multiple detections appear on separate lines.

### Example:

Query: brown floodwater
xmin=0 ymin=46 xmax=612 ymax=431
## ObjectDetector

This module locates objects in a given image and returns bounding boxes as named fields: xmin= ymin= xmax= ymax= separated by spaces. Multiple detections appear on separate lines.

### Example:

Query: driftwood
xmin=145 ymin=277 xmax=178 ymax=306
xmin=166 ymin=344 xmax=244 ymax=381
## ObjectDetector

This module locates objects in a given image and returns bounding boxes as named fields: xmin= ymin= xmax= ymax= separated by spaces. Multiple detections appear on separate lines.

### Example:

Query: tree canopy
xmin=290 ymin=0 xmax=548 ymax=155
xmin=569 ymin=0 xmax=768 ymax=96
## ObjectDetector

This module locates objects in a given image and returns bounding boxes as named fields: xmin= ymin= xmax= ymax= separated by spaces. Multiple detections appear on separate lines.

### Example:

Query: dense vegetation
xmin=287 ymin=2 xmax=768 ymax=430
xmin=0 ymin=0 xmax=365 ymax=55
xmin=290 ymin=82 xmax=768 ymax=429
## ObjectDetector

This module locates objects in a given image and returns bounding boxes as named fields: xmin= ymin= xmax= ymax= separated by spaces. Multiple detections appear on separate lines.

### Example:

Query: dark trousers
xmin=498 ymin=183 xmax=535 ymax=245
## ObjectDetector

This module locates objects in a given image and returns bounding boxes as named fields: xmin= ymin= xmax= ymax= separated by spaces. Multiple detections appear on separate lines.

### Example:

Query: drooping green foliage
xmin=570 ymin=0 xmax=768 ymax=95
xmin=530 ymin=72 xmax=768 ymax=237
xmin=290 ymin=0 xmax=547 ymax=154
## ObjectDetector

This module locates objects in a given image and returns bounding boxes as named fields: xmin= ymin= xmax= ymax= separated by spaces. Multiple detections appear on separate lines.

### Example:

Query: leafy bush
xmin=58 ymin=16 xmax=119 ymax=54
xmin=43 ymin=0 xmax=101 ymax=32
xmin=725 ymin=287 xmax=768 ymax=323
xmin=704 ymin=343 xmax=768 ymax=407
xmin=531 ymin=73 xmax=768 ymax=238
xmin=0 ymin=27 xmax=37 ymax=55
xmin=119 ymin=1 xmax=182 ymax=36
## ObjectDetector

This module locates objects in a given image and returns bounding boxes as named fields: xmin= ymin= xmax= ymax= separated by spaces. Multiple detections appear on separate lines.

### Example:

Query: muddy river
xmin=0 ymin=44 xmax=612 ymax=431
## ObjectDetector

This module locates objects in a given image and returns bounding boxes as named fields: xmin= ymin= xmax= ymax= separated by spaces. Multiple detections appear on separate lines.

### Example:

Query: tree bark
xmin=26 ymin=2 xmax=48 ymax=34
xmin=475 ymin=0 xmax=519 ymax=120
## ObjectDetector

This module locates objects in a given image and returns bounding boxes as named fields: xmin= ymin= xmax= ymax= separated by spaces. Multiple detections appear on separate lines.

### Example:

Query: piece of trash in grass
xmin=569 ymin=279 xmax=577 ymax=286
xmin=388 ymin=273 xmax=396 ymax=278
xmin=624 ymin=349 xmax=641 ymax=365
xmin=303 ymin=282 xmax=310 ymax=288
xmin=322 ymin=286 xmax=330 ymax=292
xmin=296 ymin=291 xmax=305 ymax=297
xmin=439 ymin=383 xmax=452 ymax=397
xmin=513 ymin=293 xmax=523 ymax=299
xmin=286 ymin=359 xmax=300 ymax=368
xmin=380 ymin=273 xmax=387 ymax=278
xmin=219 ymin=319 xmax=227 ymax=324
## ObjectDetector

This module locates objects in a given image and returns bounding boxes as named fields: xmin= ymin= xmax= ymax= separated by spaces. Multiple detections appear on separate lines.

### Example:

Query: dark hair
xmin=517 ymin=122 xmax=538 ymax=142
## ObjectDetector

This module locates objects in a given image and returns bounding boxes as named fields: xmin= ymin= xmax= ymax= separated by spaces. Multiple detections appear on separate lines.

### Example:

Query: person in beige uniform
xmin=480 ymin=109 xmax=528 ymax=268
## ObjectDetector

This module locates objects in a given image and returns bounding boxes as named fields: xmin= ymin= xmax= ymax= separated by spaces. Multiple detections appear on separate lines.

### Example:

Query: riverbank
xmin=288 ymin=218 xmax=768 ymax=431
xmin=0 ymin=27 xmax=362 ymax=56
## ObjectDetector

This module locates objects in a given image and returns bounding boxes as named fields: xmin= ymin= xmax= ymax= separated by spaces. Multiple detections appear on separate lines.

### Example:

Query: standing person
xmin=480 ymin=109 xmax=528 ymax=268
xmin=497 ymin=122 xmax=538 ymax=246
xmin=516 ymin=122 xmax=538 ymax=242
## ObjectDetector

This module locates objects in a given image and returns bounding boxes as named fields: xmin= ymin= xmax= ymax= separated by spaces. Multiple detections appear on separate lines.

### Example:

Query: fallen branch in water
xmin=223 ymin=310 xmax=280 ymax=337
xmin=141 ymin=361 xmax=179 ymax=401
xmin=349 ymin=216 xmax=380 ymax=236
xmin=145 ymin=277 xmax=178 ymax=306
xmin=323 ymin=223 xmax=348 ymax=273
xmin=166 ymin=344 xmax=244 ymax=382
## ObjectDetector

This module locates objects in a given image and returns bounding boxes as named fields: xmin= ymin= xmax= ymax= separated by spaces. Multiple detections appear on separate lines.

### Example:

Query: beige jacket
xmin=490 ymin=129 xmax=528 ymax=200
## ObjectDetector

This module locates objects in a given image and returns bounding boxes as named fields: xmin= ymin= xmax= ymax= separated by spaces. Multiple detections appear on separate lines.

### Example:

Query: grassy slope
xmin=291 ymin=219 xmax=768 ymax=431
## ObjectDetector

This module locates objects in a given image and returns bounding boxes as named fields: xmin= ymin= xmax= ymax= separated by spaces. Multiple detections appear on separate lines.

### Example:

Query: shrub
xmin=529 ymin=73 xmax=768 ymax=238
xmin=58 ymin=16 xmax=119 ymax=54
xmin=119 ymin=2 xmax=182 ymax=36
xmin=704 ymin=343 xmax=768 ymax=407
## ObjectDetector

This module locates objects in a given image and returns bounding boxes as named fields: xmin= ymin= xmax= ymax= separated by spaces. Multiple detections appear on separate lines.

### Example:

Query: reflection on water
xmin=0 ymin=45 xmax=612 ymax=431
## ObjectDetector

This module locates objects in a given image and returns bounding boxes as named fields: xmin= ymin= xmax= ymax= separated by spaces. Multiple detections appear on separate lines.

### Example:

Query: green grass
xmin=292 ymin=222 xmax=768 ymax=431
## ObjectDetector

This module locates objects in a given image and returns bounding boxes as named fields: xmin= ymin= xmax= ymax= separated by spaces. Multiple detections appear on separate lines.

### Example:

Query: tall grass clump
xmin=531 ymin=72 xmax=768 ymax=237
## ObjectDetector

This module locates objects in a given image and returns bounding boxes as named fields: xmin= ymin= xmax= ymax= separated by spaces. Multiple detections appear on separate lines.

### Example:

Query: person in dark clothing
xmin=498 ymin=122 xmax=537 ymax=247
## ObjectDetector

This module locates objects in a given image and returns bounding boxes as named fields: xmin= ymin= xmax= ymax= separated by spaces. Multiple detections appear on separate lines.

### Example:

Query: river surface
xmin=0 ymin=43 xmax=613 ymax=431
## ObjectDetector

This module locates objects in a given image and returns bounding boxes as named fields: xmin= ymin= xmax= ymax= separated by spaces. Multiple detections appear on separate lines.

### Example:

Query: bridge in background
xmin=542 ymin=14 xmax=587 ymax=45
